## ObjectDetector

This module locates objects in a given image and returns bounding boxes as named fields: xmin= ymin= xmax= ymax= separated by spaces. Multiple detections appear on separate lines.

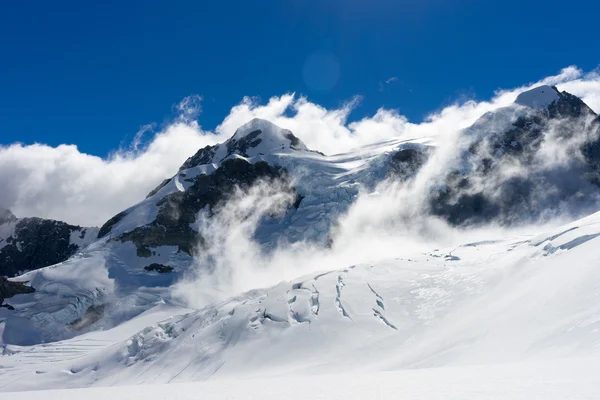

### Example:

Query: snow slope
xmin=514 ymin=85 xmax=561 ymax=109
xmin=7 ymin=357 xmax=600 ymax=400
xmin=2 ymin=211 xmax=600 ymax=392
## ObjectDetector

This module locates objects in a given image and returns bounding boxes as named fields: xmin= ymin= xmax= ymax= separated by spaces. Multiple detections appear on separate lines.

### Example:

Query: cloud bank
xmin=0 ymin=66 xmax=599 ymax=227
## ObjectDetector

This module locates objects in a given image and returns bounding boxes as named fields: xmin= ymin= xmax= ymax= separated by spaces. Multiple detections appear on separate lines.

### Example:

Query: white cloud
xmin=379 ymin=76 xmax=400 ymax=92
xmin=0 ymin=65 xmax=599 ymax=227
xmin=174 ymin=94 xmax=203 ymax=122
xmin=0 ymin=123 xmax=227 ymax=227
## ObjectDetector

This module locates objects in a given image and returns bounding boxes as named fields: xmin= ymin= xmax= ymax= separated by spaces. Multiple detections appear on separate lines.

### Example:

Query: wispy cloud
xmin=378 ymin=76 xmax=400 ymax=92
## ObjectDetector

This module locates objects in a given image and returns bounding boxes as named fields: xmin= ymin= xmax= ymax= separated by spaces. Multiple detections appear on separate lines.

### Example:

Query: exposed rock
xmin=225 ymin=129 xmax=263 ymax=158
xmin=179 ymin=145 xmax=217 ymax=171
xmin=1 ymin=216 xmax=98 ymax=277
xmin=178 ymin=118 xmax=318 ymax=172
xmin=116 ymin=158 xmax=295 ymax=257
xmin=0 ymin=276 xmax=35 ymax=307
xmin=429 ymin=88 xmax=600 ymax=225
xmin=98 ymin=211 xmax=128 ymax=238
xmin=283 ymin=132 xmax=303 ymax=149
xmin=144 ymin=263 xmax=174 ymax=273
xmin=388 ymin=147 xmax=430 ymax=180
xmin=146 ymin=179 xmax=171 ymax=199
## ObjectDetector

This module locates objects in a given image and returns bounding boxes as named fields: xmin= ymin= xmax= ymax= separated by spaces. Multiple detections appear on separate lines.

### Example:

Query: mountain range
xmin=2 ymin=85 xmax=600 ymax=392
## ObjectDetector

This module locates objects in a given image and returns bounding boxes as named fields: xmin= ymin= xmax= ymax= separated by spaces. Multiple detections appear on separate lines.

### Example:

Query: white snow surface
xmin=2 ymin=211 xmax=600 ymax=396
xmin=6 ymin=357 xmax=600 ymax=399
xmin=515 ymin=85 xmax=561 ymax=109
xmin=227 ymin=117 xmax=310 ymax=154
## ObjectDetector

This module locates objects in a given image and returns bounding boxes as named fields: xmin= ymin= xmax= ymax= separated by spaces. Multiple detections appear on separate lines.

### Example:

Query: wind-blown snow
xmin=3 ymin=212 xmax=600 ymax=393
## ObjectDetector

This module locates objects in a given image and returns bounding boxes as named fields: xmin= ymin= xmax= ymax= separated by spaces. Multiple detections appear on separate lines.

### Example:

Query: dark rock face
xmin=178 ymin=120 xmax=322 ymax=173
xmin=177 ymin=129 xmax=267 ymax=173
xmin=547 ymin=89 xmax=596 ymax=119
xmin=429 ymin=89 xmax=600 ymax=225
xmin=388 ymin=148 xmax=430 ymax=181
xmin=144 ymin=263 xmax=174 ymax=273
xmin=179 ymin=145 xmax=217 ymax=171
xmin=0 ymin=276 xmax=35 ymax=308
xmin=146 ymin=179 xmax=171 ymax=199
xmin=0 ymin=216 xmax=95 ymax=277
xmin=116 ymin=158 xmax=295 ymax=257
xmin=226 ymin=129 xmax=263 ymax=158
xmin=283 ymin=132 xmax=303 ymax=149
xmin=581 ymin=116 xmax=600 ymax=186
xmin=98 ymin=211 xmax=128 ymax=239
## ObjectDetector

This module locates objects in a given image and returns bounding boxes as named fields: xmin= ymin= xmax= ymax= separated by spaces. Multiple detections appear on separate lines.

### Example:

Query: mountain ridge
xmin=0 ymin=209 xmax=98 ymax=278
xmin=1 ymin=85 xmax=600 ymax=348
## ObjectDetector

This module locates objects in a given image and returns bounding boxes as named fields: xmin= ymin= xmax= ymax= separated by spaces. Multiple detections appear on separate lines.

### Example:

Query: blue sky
xmin=1 ymin=0 xmax=598 ymax=156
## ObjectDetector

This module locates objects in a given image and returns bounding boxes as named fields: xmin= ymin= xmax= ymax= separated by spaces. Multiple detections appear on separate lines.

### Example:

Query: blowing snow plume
xmin=174 ymin=85 xmax=600 ymax=309
xmin=175 ymin=178 xmax=299 ymax=308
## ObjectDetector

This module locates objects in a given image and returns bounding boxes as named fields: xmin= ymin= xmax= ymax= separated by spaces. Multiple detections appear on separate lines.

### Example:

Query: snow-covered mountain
xmin=3 ymin=85 xmax=600 ymax=394
xmin=0 ymin=208 xmax=98 ymax=278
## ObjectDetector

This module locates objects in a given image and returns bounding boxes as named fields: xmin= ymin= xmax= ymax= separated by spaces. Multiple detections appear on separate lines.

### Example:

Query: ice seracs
xmin=514 ymin=85 xmax=560 ymax=109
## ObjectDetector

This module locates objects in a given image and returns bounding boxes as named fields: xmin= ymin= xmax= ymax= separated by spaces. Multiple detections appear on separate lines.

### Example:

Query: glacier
xmin=2 ymin=84 xmax=600 ymax=398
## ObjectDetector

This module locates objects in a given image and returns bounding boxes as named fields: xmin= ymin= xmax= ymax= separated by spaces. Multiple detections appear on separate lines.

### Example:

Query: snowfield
xmin=3 ymin=211 xmax=600 ymax=397
xmin=7 ymin=358 xmax=600 ymax=400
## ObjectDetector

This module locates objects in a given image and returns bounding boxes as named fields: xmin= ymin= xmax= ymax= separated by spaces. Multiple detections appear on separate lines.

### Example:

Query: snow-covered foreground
xmin=3 ymin=211 xmax=600 ymax=397
xmin=8 ymin=357 xmax=600 ymax=399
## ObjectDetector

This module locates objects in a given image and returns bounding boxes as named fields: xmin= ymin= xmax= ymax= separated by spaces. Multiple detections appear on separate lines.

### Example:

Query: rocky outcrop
xmin=146 ymin=179 xmax=171 ymax=199
xmin=0 ymin=276 xmax=35 ymax=308
xmin=179 ymin=145 xmax=217 ymax=171
xmin=429 ymin=87 xmax=600 ymax=225
xmin=98 ymin=211 xmax=128 ymax=239
xmin=178 ymin=118 xmax=317 ymax=171
xmin=144 ymin=263 xmax=174 ymax=273
xmin=0 ymin=212 xmax=98 ymax=277
xmin=116 ymin=158 xmax=296 ymax=257
xmin=388 ymin=146 xmax=431 ymax=181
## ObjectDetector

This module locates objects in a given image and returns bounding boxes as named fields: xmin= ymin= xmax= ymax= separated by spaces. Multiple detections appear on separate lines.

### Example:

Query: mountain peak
xmin=228 ymin=118 xmax=309 ymax=153
xmin=0 ymin=207 xmax=17 ymax=225
xmin=514 ymin=85 xmax=561 ymax=109
xmin=179 ymin=119 xmax=312 ymax=172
